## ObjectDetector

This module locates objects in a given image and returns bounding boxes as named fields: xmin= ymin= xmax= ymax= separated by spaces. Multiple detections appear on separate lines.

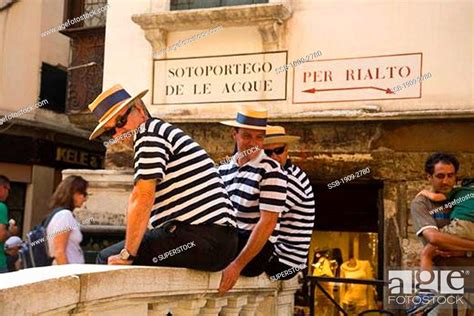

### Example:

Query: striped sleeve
xmin=133 ymin=121 xmax=172 ymax=183
xmin=274 ymin=164 xmax=315 ymax=268
xmin=259 ymin=163 xmax=287 ymax=213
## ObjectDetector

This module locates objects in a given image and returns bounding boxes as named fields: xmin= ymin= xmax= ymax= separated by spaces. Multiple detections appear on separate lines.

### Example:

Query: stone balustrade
xmin=0 ymin=264 xmax=299 ymax=316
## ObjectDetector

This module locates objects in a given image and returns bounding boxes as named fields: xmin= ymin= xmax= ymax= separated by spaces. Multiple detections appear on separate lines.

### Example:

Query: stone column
xmin=85 ymin=303 xmax=148 ymax=316
xmin=240 ymin=295 xmax=266 ymax=316
xmin=276 ymin=278 xmax=300 ymax=316
xmin=23 ymin=165 xmax=55 ymax=232
xmin=256 ymin=295 xmax=277 ymax=315
xmin=199 ymin=297 xmax=228 ymax=315
xmin=220 ymin=295 xmax=248 ymax=316
xmin=149 ymin=301 xmax=177 ymax=316
xmin=257 ymin=21 xmax=285 ymax=51
xmin=173 ymin=296 xmax=207 ymax=315
xmin=62 ymin=169 xmax=132 ymax=226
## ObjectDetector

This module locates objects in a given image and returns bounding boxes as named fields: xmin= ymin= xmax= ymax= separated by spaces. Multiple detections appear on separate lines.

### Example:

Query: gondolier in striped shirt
xmin=263 ymin=126 xmax=315 ymax=280
xmin=218 ymin=106 xmax=288 ymax=293
xmin=88 ymin=85 xmax=238 ymax=271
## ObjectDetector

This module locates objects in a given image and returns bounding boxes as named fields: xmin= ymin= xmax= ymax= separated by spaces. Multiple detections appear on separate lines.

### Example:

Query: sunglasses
xmin=116 ymin=106 xmax=133 ymax=128
xmin=264 ymin=146 xmax=286 ymax=156
xmin=101 ymin=107 xmax=134 ymax=139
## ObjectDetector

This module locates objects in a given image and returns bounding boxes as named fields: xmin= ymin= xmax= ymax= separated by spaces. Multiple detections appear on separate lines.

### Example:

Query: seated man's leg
xmin=134 ymin=221 xmax=238 ymax=272
xmin=237 ymin=229 xmax=274 ymax=277
xmin=96 ymin=240 xmax=125 ymax=264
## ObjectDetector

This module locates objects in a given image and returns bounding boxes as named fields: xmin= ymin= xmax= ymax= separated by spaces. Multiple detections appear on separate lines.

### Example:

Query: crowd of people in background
xmin=0 ymin=175 xmax=88 ymax=272
xmin=0 ymin=175 xmax=18 ymax=273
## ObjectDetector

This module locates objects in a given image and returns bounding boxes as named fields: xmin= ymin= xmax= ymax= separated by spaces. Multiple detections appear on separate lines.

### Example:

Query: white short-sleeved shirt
xmin=46 ymin=209 xmax=84 ymax=264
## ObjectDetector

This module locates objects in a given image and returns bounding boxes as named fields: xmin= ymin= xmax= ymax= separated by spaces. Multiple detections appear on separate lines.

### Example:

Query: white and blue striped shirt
xmin=274 ymin=161 xmax=315 ymax=268
xmin=133 ymin=118 xmax=236 ymax=228
xmin=218 ymin=150 xmax=287 ymax=232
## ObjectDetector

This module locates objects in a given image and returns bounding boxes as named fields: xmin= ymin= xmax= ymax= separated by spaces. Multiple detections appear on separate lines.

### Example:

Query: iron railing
xmin=305 ymin=276 xmax=474 ymax=316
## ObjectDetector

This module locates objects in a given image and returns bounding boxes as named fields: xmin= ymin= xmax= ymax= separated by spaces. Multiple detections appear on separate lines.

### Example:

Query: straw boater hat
xmin=88 ymin=84 xmax=148 ymax=140
xmin=264 ymin=125 xmax=300 ymax=145
xmin=220 ymin=105 xmax=268 ymax=131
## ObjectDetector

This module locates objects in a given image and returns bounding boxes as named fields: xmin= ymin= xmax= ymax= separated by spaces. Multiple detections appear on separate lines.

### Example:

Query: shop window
xmin=307 ymin=182 xmax=384 ymax=315
xmin=170 ymin=0 xmax=268 ymax=11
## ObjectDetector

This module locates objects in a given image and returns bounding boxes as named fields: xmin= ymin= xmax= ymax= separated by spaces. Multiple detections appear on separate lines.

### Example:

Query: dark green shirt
xmin=0 ymin=201 xmax=9 ymax=270
xmin=448 ymin=186 xmax=474 ymax=222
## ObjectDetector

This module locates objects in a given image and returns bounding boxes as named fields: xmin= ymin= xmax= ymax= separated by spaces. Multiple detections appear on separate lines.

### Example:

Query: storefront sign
xmin=152 ymin=51 xmax=287 ymax=105
xmin=55 ymin=146 xmax=104 ymax=168
xmin=293 ymin=53 xmax=422 ymax=103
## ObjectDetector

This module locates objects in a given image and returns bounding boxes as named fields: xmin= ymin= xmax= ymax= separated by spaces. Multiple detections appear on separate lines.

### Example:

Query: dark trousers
xmin=237 ymin=229 xmax=274 ymax=277
xmin=264 ymin=255 xmax=301 ymax=280
xmin=97 ymin=221 xmax=238 ymax=272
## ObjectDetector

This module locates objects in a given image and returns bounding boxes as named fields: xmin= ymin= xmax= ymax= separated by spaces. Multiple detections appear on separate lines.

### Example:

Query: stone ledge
xmin=156 ymin=108 xmax=474 ymax=123
xmin=132 ymin=3 xmax=291 ymax=32
xmin=62 ymin=169 xmax=133 ymax=182
xmin=0 ymin=264 xmax=295 ymax=315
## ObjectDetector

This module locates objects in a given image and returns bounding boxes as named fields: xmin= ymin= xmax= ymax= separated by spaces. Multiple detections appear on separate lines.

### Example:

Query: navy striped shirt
xmin=133 ymin=118 xmax=236 ymax=228
xmin=274 ymin=161 xmax=315 ymax=268
xmin=218 ymin=150 xmax=287 ymax=232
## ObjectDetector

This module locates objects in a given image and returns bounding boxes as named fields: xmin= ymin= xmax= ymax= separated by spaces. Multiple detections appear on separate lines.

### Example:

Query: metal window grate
xmin=170 ymin=0 xmax=268 ymax=11
xmin=83 ymin=0 xmax=108 ymax=27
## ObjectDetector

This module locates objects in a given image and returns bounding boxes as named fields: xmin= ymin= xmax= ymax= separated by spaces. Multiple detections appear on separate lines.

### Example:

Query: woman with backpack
xmin=46 ymin=175 xmax=88 ymax=265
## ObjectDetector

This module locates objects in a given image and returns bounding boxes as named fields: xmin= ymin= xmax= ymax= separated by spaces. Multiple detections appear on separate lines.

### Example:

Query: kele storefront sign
xmin=152 ymin=51 xmax=287 ymax=105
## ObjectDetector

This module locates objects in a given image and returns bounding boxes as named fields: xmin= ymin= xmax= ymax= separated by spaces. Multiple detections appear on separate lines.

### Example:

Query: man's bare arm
xmin=423 ymin=228 xmax=474 ymax=251
xmin=124 ymin=179 xmax=156 ymax=256
xmin=233 ymin=210 xmax=278 ymax=269
xmin=0 ymin=224 xmax=9 ymax=242
xmin=218 ymin=210 xmax=279 ymax=293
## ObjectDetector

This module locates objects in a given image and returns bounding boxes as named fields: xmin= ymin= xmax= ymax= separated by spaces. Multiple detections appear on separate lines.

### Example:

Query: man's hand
xmin=219 ymin=262 xmax=242 ymax=294
xmin=218 ymin=211 xmax=278 ymax=294
xmin=417 ymin=189 xmax=447 ymax=202
xmin=8 ymin=221 xmax=18 ymax=236
xmin=108 ymin=254 xmax=133 ymax=265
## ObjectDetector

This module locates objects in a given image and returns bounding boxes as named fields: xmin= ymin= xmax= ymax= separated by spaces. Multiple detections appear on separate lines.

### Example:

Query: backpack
xmin=19 ymin=207 xmax=65 ymax=268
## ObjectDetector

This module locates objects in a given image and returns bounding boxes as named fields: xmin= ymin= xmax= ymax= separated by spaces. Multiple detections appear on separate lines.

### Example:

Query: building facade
xmin=0 ymin=0 xmax=105 ymax=235
xmin=92 ymin=0 xmax=473 ymax=272
xmin=56 ymin=0 xmax=473 ymax=312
